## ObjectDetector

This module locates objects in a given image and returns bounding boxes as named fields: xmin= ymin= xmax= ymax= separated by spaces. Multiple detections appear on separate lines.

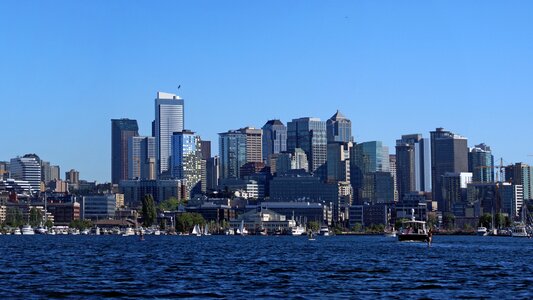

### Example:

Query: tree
xmin=352 ymin=223 xmax=362 ymax=232
xmin=5 ymin=207 xmax=23 ymax=227
xmin=395 ymin=218 xmax=409 ymax=230
xmin=479 ymin=213 xmax=492 ymax=228
xmin=69 ymin=219 xmax=93 ymax=230
xmin=443 ymin=213 xmax=456 ymax=230
xmin=158 ymin=197 xmax=180 ymax=211
xmin=29 ymin=207 xmax=43 ymax=227
xmin=175 ymin=212 xmax=205 ymax=233
xmin=142 ymin=194 xmax=157 ymax=226
xmin=307 ymin=221 xmax=320 ymax=232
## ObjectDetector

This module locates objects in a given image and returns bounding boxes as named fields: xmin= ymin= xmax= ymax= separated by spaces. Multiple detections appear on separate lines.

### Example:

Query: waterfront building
xmin=262 ymin=120 xmax=287 ymax=165
xmin=128 ymin=136 xmax=156 ymax=180
xmin=326 ymin=110 xmax=352 ymax=143
xmin=185 ymin=202 xmax=235 ymax=224
xmin=430 ymin=128 xmax=468 ymax=212
xmin=81 ymin=195 xmax=116 ymax=220
xmin=251 ymin=201 xmax=330 ymax=225
xmin=287 ymin=117 xmax=327 ymax=180
xmin=504 ymin=163 xmax=533 ymax=200
xmin=155 ymin=92 xmax=184 ymax=176
xmin=395 ymin=192 xmax=429 ymax=222
xmin=9 ymin=156 xmax=41 ymax=194
xmin=171 ymin=130 xmax=203 ymax=198
xmin=111 ymin=118 xmax=139 ymax=184
xmin=219 ymin=130 xmax=247 ymax=180
xmin=119 ymin=179 xmax=183 ymax=207
xmin=395 ymin=134 xmax=431 ymax=201
xmin=468 ymin=143 xmax=494 ymax=183
xmin=349 ymin=203 xmax=389 ymax=228
xmin=47 ymin=202 xmax=81 ymax=225
xmin=229 ymin=208 xmax=296 ymax=234
xmin=269 ymin=172 xmax=338 ymax=204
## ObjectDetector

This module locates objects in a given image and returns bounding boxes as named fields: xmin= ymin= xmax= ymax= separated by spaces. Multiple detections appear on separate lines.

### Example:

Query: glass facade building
xmin=155 ymin=92 xmax=184 ymax=176
xmin=111 ymin=118 xmax=139 ymax=184
xmin=128 ymin=136 xmax=156 ymax=180
xmin=287 ymin=117 xmax=327 ymax=179
xmin=326 ymin=110 xmax=352 ymax=143
xmin=468 ymin=143 xmax=494 ymax=183
xmin=219 ymin=130 xmax=247 ymax=180
xmin=262 ymin=120 xmax=287 ymax=165
xmin=171 ymin=131 xmax=203 ymax=197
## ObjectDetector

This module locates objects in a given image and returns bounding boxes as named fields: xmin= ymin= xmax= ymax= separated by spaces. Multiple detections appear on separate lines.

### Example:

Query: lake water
xmin=0 ymin=235 xmax=532 ymax=299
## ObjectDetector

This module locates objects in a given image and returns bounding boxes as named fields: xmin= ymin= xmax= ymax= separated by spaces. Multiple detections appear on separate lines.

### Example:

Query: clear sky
xmin=1 ymin=1 xmax=532 ymax=182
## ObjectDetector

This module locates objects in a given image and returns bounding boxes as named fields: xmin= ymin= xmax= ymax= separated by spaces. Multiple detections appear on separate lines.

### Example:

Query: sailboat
xmin=204 ymin=224 xmax=211 ymax=236
xmin=191 ymin=224 xmax=201 ymax=237
xmin=512 ymin=206 xmax=531 ymax=238
xmin=237 ymin=220 xmax=248 ymax=236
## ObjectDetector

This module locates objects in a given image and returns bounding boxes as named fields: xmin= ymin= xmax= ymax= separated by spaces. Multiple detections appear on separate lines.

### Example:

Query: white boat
xmin=289 ymin=225 xmax=306 ymax=236
xmin=191 ymin=224 xmax=201 ymax=236
xmin=225 ymin=228 xmax=235 ymax=235
xmin=398 ymin=209 xmax=429 ymax=242
xmin=95 ymin=227 xmax=101 ymax=235
xmin=122 ymin=227 xmax=135 ymax=236
xmin=154 ymin=229 xmax=161 ymax=236
xmin=511 ymin=224 xmax=530 ymax=238
xmin=21 ymin=225 xmax=35 ymax=235
xmin=237 ymin=220 xmax=248 ymax=236
xmin=35 ymin=226 xmax=47 ymax=235
xmin=204 ymin=224 xmax=211 ymax=236
xmin=13 ymin=228 xmax=22 ymax=235
xmin=476 ymin=227 xmax=488 ymax=236
xmin=319 ymin=226 xmax=330 ymax=236
xmin=81 ymin=229 xmax=90 ymax=235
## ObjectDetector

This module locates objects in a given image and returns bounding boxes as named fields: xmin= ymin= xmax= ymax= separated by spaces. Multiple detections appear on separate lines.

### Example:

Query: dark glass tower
xmin=287 ymin=117 xmax=327 ymax=180
xmin=262 ymin=120 xmax=287 ymax=165
xmin=430 ymin=128 xmax=468 ymax=212
xmin=111 ymin=118 xmax=139 ymax=184
xmin=468 ymin=143 xmax=494 ymax=183
xmin=326 ymin=110 xmax=352 ymax=143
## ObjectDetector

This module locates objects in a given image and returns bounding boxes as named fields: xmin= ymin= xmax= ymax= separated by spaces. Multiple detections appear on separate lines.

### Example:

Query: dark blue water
xmin=1 ymin=235 xmax=532 ymax=299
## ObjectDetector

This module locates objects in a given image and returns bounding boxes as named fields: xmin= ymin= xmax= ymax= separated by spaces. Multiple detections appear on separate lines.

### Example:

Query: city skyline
xmin=2 ymin=1 xmax=533 ymax=182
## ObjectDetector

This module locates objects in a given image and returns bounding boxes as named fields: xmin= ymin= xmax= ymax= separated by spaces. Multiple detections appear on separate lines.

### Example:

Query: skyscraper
xmin=327 ymin=142 xmax=352 ymax=183
xmin=219 ymin=130 xmax=247 ymax=180
xmin=287 ymin=117 xmax=327 ymax=179
xmin=262 ymin=120 xmax=287 ymax=165
xmin=155 ymin=92 xmax=184 ymax=176
xmin=206 ymin=156 xmax=220 ymax=191
xmin=504 ymin=163 xmax=533 ymax=200
xmin=128 ymin=136 xmax=156 ymax=180
xmin=468 ymin=143 xmax=494 ymax=183
xmin=240 ymin=127 xmax=263 ymax=163
xmin=111 ymin=118 xmax=139 ymax=184
xmin=430 ymin=128 xmax=468 ymax=212
xmin=326 ymin=110 xmax=352 ymax=143
xmin=200 ymin=140 xmax=211 ymax=161
xmin=395 ymin=134 xmax=431 ymax=200
xmin=9 ymin=156 xmax=41 ymax=193
xmin=171 ymin=130 xmax=203 ymax=197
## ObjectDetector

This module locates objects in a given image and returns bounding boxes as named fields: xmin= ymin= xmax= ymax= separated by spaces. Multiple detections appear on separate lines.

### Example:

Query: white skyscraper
xmin=155 ymin=92 xmax=184 ymax=175
xmin=10 ymin=156 xmax=41 ymax=193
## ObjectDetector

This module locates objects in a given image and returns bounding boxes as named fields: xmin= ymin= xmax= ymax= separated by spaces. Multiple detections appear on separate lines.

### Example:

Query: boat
xmin=476 ymin=227 xmax=488 ymax=236
xmin=308 ymin=231 xmax=316 ymax=241
xmin=511 ymin=206 xmax=532 ymax=238
xmin=236 ymin=220 xmax=248 ymax=236
xmin=384 ymin=226 xmax=397 ymax=238
xmin=191 ymin=224 xmax=201 ymax=237
xmin=289 ymin=225 xmax=306 ymax=236
xmin=21 ymin=225 xmax=35 ymax=235
xmin=122 ymin=227 xmax=135 ymax=236
xmin=398 ymin=209 xmax=429 ymax=242
xmin=35 ymin=226 xmax=47 ymax=235
xmin=13 ymin=228 xmax=22 ymax=235
xmin=203 ymin=224 xmax=211 ymax=236
xmin=319 ymin=225 xmax=330 ymax=236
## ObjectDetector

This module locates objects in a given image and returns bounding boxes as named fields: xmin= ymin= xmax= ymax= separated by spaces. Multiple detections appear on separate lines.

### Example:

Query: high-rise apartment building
xmin=155 ymin=92 xmax=184 ymax=176
xmin=240 ymin=127 xmax=263 ymax=163
xmin=65 ymin=169 xmax=80 ymax=184
xmin=171 ymin=130 xmax=203 ymax=197
xmin=287 ymin=117 xmax=327 ymax=179
xmin=128 ymin=136 xmax=156 ymax=180
xmin=468 ymin=143 xmax=494 ymax=183
xmin=326 ymin=110 xmax=352 ymax=143
xmin=111 ymin=118 xmax=139 ymax=184
xmin=504 ymin=163 xmax=533 ymax=200
xmin=219 ymin=130 xmax=247 ymax=180
xmin=9 ymin=156 xmax=41 ymax=193
xmin=430 ymin=128 xmax=468 ymax=212
xmin=327 ymin=142 xmax=352 ymax=183
xmin=262 ymin=120 xmax=287 ymax=165
xmin=395 ymin=134 xmax=431 ymax=200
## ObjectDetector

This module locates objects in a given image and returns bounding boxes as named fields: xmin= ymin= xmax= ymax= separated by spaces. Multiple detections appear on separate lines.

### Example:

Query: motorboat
xmin=511 ymin=224 xmax=530 ymax=238
xmin=398 ymin=209 xmax=429 ymax=242
xmin=122 ymin=227 xmax=135 ymax=236
xmin=21 ymin=225 xmax=35 ymax=235
xmin=13 ymin=228 xmax=22 ymax=235
xmin=476 ymin=227 xmax=488 ymax=236
xmin=289 ymin=225 xmax=306 ymax=236
xmin=35 ymin=226 xmax=47 ymax=235
xmin=319 ymin=226 xmax=330 ymax=236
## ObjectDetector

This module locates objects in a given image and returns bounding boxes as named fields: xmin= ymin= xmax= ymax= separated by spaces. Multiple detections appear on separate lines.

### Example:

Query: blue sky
xmin=1 ymin=1 xmax=532 ymax=182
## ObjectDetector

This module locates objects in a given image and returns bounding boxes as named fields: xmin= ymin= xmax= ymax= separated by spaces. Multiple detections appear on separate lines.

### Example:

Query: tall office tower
xmin=206 ymin=156 xmax=220 ymax=191
xmin=500 ymin=183 xmax=524 ymax=218
xmin=41 ymin=161 xmax=51 ymax=184
xmin=287 ymin=117 xmax=327 ymax=179
xmin=171 ymin=130 xmax=203 ymax=197
xmin=442 ymin=172 xmax=472 ymax=213
xmin=504 ymin=163 xmax=533 ymax=200
xmin=238 ymin=127 xmax=262 ymax=163
xmin=350 ymin=141 xmax=391 ymax=204
xmin=468 ymin=143 xmax=494 ymax=183
xmin=430 ymin=128 xmax=468 ymax=212
xmin=111 ymin=118 xmax=139 ymax=184
xmin=128 ymin=136 xmax=156 ymax=180
xmin=292 ymin=148 xmax=309 ymax=171
xmin=326 ymin=110 xmax=352 ymax=143
xmin=395 ymin=134 xmax=431 ymax=200
xmin=262 ymin=120 xmax=287 ymax=165
xmin=9 ymin=156 xmax=41 ymax=193
xmin=65 ymin=169 xmax=80 ymax=184
xmin=389 ymin=154 xmax=398 ymax=202
xmin=200 ymin=140 xmax=211 ymax=161
xmin=219 ymin=130 xmax=247 ymax=180
xmin=155 ymin=92 xmax=184 ymax=176
xmin=50 ymin=165 xmax=60 ymax=181
xmin=327 ymin=142 xmax=352 ymax=183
